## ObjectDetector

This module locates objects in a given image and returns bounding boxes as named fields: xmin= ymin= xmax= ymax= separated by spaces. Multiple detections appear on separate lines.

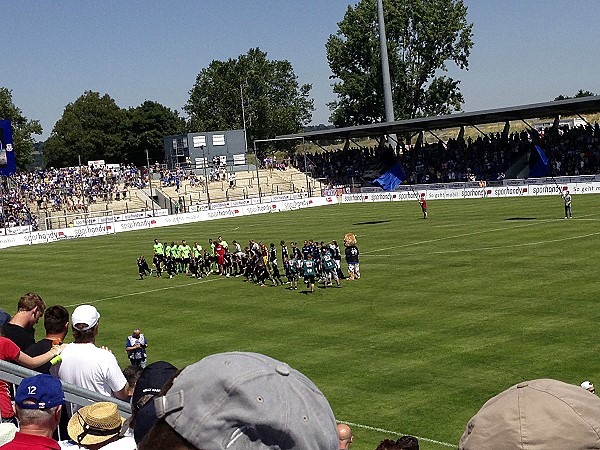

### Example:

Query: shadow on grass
xmin=505 ymin=217 xmax=537 ymax=220
xmin=353 ymin=220 xmax=391 ymax=225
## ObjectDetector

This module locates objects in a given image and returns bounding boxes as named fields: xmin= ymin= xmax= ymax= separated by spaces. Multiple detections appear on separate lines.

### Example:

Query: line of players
xmin=141 ymin=237 xmax=355 ymax=292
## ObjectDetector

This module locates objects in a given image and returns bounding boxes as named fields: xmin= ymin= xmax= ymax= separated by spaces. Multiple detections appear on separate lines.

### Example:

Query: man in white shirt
xmin=51 ymin=305 xmax=128 ymax=415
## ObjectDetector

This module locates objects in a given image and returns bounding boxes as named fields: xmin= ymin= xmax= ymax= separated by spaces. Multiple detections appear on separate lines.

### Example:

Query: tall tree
xmin=185 ymin=48 xmax=314 ymax=147
xmin=554 ymin=90 xmax=595 ymax=101
xmin=125 ymin=101 xmax=186 ymax=166
xmin=44 ymin=91 xmax=127 ymax=167
xmin=0 ymin=87 xmax=43 ymax=169
xmin=326 ymin=0 xmax=473 ymax=127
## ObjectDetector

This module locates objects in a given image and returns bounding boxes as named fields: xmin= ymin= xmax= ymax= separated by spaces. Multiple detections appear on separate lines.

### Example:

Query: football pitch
xmin=1 ymin=194 xmax=599 ymax=449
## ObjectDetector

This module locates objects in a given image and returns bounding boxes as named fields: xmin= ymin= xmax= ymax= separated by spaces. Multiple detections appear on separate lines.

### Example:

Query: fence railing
xmin=0 ymin=359 xmax=131 ymax=442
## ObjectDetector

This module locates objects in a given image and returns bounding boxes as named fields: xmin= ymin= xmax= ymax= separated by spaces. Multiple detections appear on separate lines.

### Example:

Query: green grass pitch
xmin=1 ymin=194 xmax=599 ymax=449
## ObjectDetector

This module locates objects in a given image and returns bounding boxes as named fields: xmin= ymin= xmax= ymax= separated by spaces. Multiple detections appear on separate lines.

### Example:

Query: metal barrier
xmin=0 ymin=360 xmax=131 ymax=418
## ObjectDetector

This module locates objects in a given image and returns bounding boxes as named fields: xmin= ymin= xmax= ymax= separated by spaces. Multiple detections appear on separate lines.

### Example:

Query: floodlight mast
xmin=377 ymin=0 xmax=397 ymax=148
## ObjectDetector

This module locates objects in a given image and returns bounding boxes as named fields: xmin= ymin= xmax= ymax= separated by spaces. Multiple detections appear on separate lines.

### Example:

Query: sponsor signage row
xmin=342 ymin=181 xmax=600 ymax=203
xmin=0 ymin=196 xmax=337 ymax=250
xmin=72 ymin=209 xmax=168 ymax=227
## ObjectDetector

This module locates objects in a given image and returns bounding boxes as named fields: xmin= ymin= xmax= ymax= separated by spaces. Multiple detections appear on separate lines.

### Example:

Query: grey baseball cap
xmin=153 ymin=352 xmax=338 ymax=450
xmin=459 ymin=378 xmax=600 ymax=449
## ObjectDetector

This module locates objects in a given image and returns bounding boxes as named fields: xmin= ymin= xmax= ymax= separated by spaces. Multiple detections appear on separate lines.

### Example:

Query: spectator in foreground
xmin=50 ymin=305 xmax=128 ymax=415
xmin=581 ymin=380 xmax=595 ymax=394
xmin=375 ymin=437 xmax=419 ymax=450
xmin=138 ymin=352 xmax=338 ymax=450
xmin=66 ymin=401 xmax=135 ymax=449
xmin=129 ymin=361 xmax=178 ymax=444
xmin=395 ymin=436 xmax=419 ymax=449
xmin=337 ymin=423 xmax=353 ymax=449
xmin=1 ymin=292 xmax=46 ymax=351
xmin=122 ymin=365 xmax=143 ymax=402
xmin=0 ymin=334 xmax=65 ymax=424
xmin=459 ymin=378 xmax=600 ymax=449
xmin=1 ymin=374 xmax=65 ymax=450
xmin=25 ymin=305 xmax=70 ymax=374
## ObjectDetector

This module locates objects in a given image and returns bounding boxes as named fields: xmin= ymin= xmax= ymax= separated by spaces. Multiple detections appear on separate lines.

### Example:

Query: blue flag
xmin=372 ymin=162 xmax=406 ymax=191
xmin=528 ymin=145 xmax=550 ymax=178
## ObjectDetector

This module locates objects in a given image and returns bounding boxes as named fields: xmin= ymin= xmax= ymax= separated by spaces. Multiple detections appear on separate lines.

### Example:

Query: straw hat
xmin=67 ymin=402 xmax=125 ymax=446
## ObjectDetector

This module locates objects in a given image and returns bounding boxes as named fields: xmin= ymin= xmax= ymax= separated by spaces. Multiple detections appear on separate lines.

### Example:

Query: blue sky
xmin=3 ymin=1 xmax=600 ymax=140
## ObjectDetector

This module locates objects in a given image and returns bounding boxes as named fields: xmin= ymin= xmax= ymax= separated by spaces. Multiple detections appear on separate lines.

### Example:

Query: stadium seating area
xmin=294 ymin=122 xmax=600 ymax=186
xmin=1 ymin=121 xmax=599 ymax=229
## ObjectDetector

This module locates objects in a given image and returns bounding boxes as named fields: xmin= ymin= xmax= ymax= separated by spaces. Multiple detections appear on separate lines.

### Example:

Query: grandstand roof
xmin=278 ymin=95 xmax=600 ymax=142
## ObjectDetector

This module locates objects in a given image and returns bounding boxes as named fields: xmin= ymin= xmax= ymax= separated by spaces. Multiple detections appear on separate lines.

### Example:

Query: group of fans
xmin=138 ymin=235 xmax=361 ymax=293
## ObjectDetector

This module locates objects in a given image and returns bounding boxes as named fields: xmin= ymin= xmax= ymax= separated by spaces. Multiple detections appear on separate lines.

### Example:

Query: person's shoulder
xmin=101 ymin=435 xmax=136 ymax=450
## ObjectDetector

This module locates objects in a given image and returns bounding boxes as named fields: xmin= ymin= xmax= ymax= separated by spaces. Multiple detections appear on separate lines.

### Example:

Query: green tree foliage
xmin=554 ymin=89 xmax=596 ymax=101
xmin=185 ymin=48 xmax=314 ymax=148
xmin=326 ymin=0 xmax=473 ymax=126
xmin=0 ymin=87 xmax=43 ymax=169
xmin=125 ymin=101 xmax=186 ymax=166
xmin=45 ymin=92 xmax=185 ymax=168
xmin=44 ymin=91 xmax=127 ymax=168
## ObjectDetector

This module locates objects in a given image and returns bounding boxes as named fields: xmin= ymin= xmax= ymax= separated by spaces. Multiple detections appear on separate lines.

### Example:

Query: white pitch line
xmin=426 ymin=231 xmax=600 ymax=255
xmin=363 ymin=221 xmax=546 ymax=254
xmin=362 ymin=215 xmax=598 ymax=255
xmin=64 ymin=277 xmax=225 ymax=308
xmin=338 ymin=420 xmax=454 ymax=448
xmin=360 ymin=230 xmax=600 ymax=257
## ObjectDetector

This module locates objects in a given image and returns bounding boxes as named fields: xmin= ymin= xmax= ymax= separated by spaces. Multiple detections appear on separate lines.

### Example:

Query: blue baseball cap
xmin=16 ymin=374 xmax=65 ymax=409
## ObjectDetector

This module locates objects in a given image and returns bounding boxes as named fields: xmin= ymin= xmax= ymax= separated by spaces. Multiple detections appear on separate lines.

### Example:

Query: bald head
xmin=337 ymin=423 xmax=353 ymax=449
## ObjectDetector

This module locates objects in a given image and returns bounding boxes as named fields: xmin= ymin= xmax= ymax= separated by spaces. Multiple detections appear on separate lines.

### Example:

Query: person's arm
xmin=125 ymin=340 xmax=138 ymax=352
xmin=14 ymin=344 xmax=65 ymax=369
xmin=112 ymin=382 xmax=130 ymax=401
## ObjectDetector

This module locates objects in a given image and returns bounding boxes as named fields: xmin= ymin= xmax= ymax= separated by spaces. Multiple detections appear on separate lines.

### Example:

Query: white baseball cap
xmin=71 ymin=305 xmax=100 ymax=331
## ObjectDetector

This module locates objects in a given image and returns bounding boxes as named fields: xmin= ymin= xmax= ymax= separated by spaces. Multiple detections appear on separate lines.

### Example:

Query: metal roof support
xmin=425 ymin=129 xmax=448 ymax=149
xmin=577 ymin=113 xmax=593 ymax=127
xmin=471 ymin=124 xmax=489 ymax=139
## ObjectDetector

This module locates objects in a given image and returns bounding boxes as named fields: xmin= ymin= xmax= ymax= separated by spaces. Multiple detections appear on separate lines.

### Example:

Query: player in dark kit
xmin=285 ymin=256 xmax=299 ymax=290
xmin=152 ymin=239 xmax=164 ymax=277
xmin=321 ymin=248 xmax=341 ymax=288
xmin=303 ymin=254 xmax=317 ymax=293
xmin=189 ymin=254 xmax=201 ymax=279
xmin=269 ymin=243 xmax=284 ymax=286
xmin=164 ymin=256 xmax=176 ymax=279
xmin=137 ymin=255 xmax=151 ymax=279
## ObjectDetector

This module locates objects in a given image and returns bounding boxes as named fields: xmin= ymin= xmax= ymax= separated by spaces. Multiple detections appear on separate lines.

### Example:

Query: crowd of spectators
xmin=2 ymin=122 xmax=599 ymax=229
xmin=294 ymin=122 xmax=600 ymax=186
xmin=0 ymin=184 xmax=37 ymax=230
xmin=0 ymin=164 xmax=147 ymax=229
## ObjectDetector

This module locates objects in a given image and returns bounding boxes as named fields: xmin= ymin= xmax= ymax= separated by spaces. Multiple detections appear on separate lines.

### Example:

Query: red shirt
xmin=0 ymin=337 xmax=20 ymax=418
xmin=1 ymin=431 xmax=60 ymax=449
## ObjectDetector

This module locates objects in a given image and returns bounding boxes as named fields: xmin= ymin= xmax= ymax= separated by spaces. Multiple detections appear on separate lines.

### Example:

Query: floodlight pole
xmin=78 ymin=154 xmax=85 ymax=211
xmin=377 ymin=0 xmax=397 ymax=147
xmin=302 ymin=138 xmax=310 ymax=195
xmin=201 ymin=146 xmax=210 ymax=205
xmin=240 ymin=82 xmax=248 ymax=153
xmin=252 ymin=140 xmax=262 ymax=202
xmin=146 ymin=149 xmax=155 ymax=217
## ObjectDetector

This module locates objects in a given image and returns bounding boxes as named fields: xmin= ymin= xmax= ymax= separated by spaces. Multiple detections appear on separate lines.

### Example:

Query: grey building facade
xmin=163 ymin=129 xmax=247 ymax=171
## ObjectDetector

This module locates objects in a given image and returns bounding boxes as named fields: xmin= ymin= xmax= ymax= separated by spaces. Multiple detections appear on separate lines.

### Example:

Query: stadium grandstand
xmin=1 ymin=96 xmax=600 ymax=233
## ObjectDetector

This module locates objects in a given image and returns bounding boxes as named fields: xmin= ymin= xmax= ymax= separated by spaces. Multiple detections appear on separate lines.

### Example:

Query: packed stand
xmin=294 ymin=123 xmax=600 ymax=186
xmin=1 ymin=164 xmax=146 ymax=221
xmin=0 ymin=182 xmax=38 ymax=230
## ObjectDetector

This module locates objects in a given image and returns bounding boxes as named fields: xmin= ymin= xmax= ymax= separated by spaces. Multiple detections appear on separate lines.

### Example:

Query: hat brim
xmin=67 ymin=410 xmax=125 ymax=446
